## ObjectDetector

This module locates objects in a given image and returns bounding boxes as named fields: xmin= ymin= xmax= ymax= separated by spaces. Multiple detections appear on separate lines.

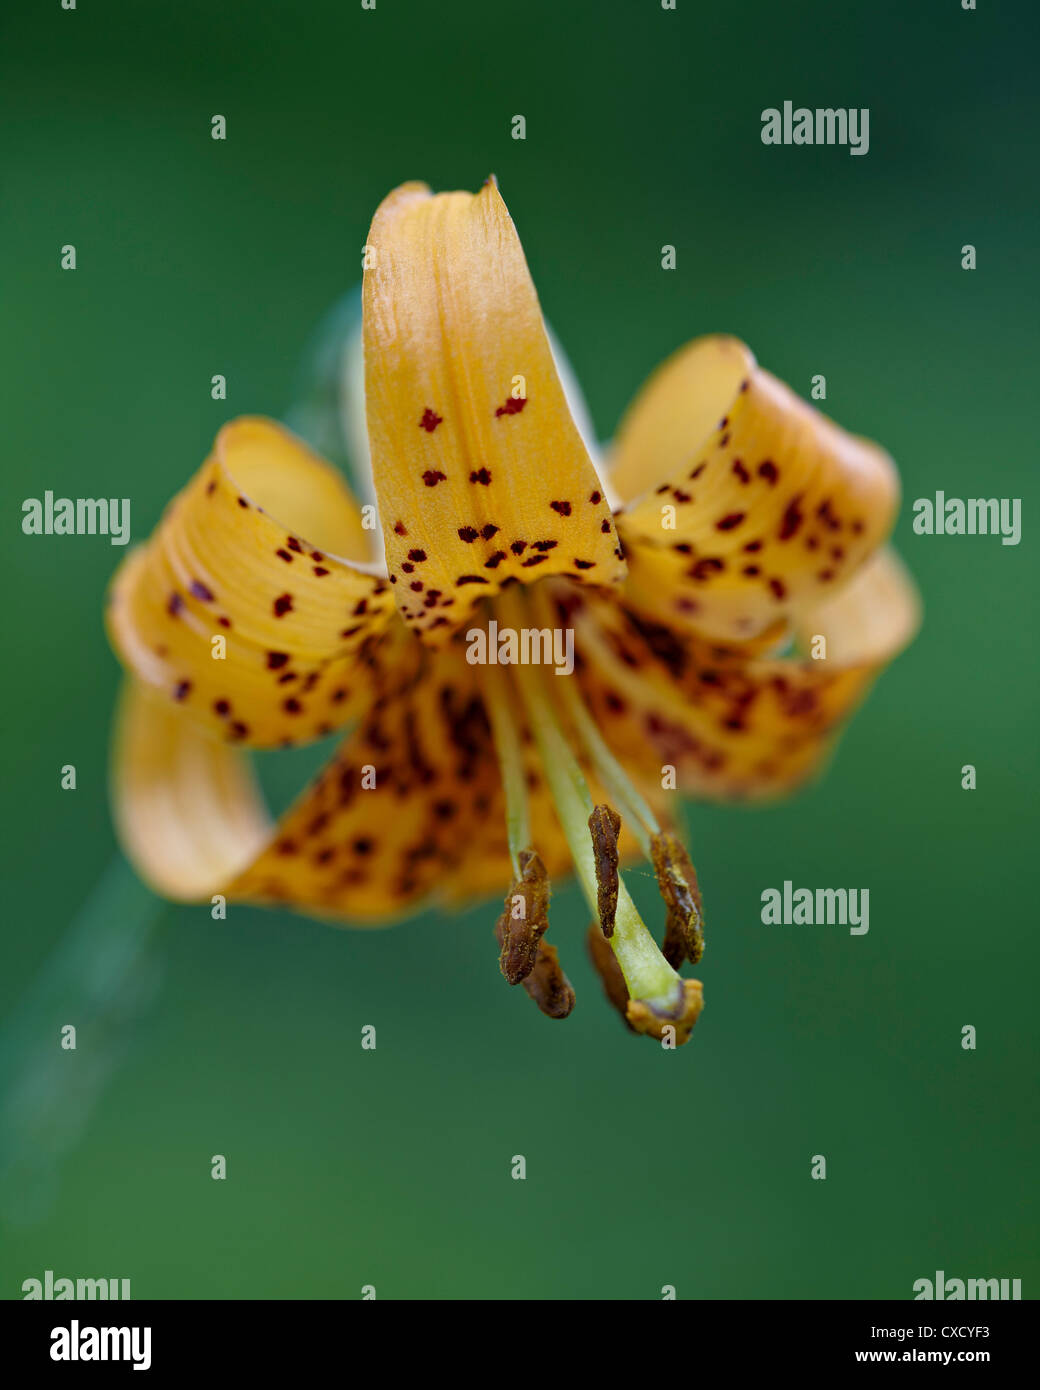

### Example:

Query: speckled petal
xmin=106 ymin=417 xmax=398 ymax=748
xmin=565 ymin=549 xmax=920 ymax=800
xmin=609 ymin=336 xmax=899 ymax=644
xmin=362 ymin=180 xmax=626 ymax=643
xmin=114 ymin=642 xmax=510 ymax=919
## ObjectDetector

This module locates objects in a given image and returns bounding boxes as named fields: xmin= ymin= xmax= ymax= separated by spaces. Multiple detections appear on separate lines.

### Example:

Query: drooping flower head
xmin=105 ymin=180 xmax=919 ymax=1044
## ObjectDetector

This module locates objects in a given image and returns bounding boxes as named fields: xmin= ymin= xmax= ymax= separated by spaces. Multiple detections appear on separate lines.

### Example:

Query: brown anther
xmin=520 ymin=940 xmax=575 ymax=1018
xmin=588 ymin=804 xmax=621 ymax=937
xmin=626 ymin=980 xmax=704 ymax=1046
xmin=651 ymin=831 xmax=705 ymax=967
xmin=585 ymin=924 xmax=636 ymax=1032
xmin=493 ymin=849 xmax=550 ymax=984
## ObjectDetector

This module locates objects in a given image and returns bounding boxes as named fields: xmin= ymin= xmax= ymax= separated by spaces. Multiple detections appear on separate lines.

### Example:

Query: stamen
xmin=498 ymin=586 xmax=690 ymax=1028
xmin=481 ymin=643 xmax=573 ymax=1018
xmin=651 ymin=832 xmax=705 ymax=966
xmin=586 ymin=923 xmax=636 ymax=1031
xmin=588 ymin=804 xmax=620 ymax=937
xmin=494 ymin=848 xmax=550 ymax=984
xmin=519 ymin=940 xmax=575 ymax=1019
xmin=532 ymin=585 xmax=707 ymax=1022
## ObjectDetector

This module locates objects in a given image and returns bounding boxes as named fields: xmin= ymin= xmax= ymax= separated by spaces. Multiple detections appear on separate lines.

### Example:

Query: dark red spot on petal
xmin=779 ymin=497 xmax=804 ymax=541
xmin=495 ymin=397 xmax=527 ymax=417
xmin=419 ymin=408 xmax=443 ymax=432
xmin=422 ymin=470 xmax=447 ymax=487
xmin=691 ymin=557 xmax=725 ymax=580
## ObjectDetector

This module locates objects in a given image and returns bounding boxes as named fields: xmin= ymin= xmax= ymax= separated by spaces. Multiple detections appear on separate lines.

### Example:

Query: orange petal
xmin=609 ymin=336 xmax=899 ymax=644
xmin=113 ymin=640 xmax=495 ymax=919
xmin=106 ymin=417 xmax=398 ymax=749
xmin=362 ymin=180 xmax=625 ymax=642
xmin=566 ymin=548 xmax=920 ymax=800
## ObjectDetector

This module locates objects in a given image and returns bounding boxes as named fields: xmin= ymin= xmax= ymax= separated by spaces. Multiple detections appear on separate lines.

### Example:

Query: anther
xmin=586 ymin=924 xmax=636 ymax=1031
xmin=494 ymin=848 xmax=550 ymax=984
xmin=520 ymin=941 xmax=575 ymax=1019
xmin=588 ymin=804 xmax=621 ymax=937
xmin=651 ymin=831 xmax=705 ymax=967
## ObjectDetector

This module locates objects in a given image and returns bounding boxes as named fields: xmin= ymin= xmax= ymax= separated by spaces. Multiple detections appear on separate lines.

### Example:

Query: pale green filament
xmin=480 ymin=656 xmax=529 ymax=878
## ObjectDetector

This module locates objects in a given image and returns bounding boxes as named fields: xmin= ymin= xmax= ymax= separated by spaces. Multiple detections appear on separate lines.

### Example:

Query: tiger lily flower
xmin=105 ymin=179 xmax=919 ymax=1045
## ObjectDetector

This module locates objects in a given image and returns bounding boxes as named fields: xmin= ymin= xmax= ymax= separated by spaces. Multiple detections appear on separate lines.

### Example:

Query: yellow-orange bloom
xmin=105 ymin=179 xmax=919 ymax=1043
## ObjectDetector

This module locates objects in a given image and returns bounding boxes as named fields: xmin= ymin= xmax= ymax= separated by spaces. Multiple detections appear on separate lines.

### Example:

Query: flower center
xmin=479 ymin=582 xmax=705 ymax=1045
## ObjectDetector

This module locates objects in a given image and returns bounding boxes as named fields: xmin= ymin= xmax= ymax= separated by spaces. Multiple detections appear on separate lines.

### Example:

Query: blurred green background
xmin=2 ymin=0 xmax=1037 ymax=1299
